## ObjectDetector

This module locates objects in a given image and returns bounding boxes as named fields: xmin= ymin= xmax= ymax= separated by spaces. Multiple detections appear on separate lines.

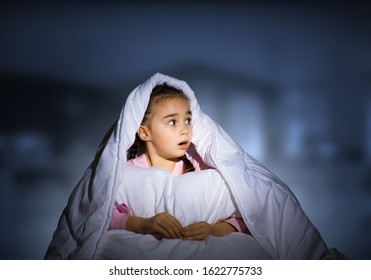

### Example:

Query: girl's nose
xmin=180 ymin=126 xmax=189 ymax=135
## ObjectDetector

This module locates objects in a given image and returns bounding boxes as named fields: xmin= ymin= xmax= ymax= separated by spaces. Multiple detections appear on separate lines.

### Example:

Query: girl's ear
xmin=138 ymin=125 xmax=151 ymax=142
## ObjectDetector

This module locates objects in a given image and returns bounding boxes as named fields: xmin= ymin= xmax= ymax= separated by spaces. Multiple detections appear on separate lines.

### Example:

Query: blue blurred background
xmin=1 ymin=1 xmax=370 ymax=259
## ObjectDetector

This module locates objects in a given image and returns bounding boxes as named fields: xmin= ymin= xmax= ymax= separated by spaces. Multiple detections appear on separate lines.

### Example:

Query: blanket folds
xmin=117 ymin=166 xmax=238 ymax=227
xmin=45 ymin=72 xmax=332 ymax=260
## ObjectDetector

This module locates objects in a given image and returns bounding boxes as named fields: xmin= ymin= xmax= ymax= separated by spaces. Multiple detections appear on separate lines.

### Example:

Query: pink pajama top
xmin=108 ymin=154 xmax=248 ymax=233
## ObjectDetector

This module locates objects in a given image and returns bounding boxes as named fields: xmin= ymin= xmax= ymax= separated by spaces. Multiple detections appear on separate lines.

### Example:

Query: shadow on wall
xmin=1 ymin=63 xmax=370 ymax=259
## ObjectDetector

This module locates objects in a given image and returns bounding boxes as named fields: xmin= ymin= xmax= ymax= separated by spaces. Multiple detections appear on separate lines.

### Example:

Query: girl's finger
xmin=153 ymin=224 xmax=171 ymax=239
xmin=162 ymin=213 xmax=184 ymax=238
xmin=166 ymin=220 xmax=184 ymax=239
xmin=183 ymin=222 xmax=211 ymax=240
xmin=155 ymin=214 xmax=183 ymax=239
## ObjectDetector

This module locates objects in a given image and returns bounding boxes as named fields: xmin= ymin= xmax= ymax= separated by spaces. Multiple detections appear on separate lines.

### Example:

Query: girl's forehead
xmin=154 ymin=98 xmax=191 ymax=116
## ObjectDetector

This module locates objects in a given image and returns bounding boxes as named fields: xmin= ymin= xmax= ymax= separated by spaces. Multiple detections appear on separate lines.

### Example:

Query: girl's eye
xmin=168 ymin=120 xmax=176 ymax=126
xmin=185 ymin=118 xmax=192 ymax=125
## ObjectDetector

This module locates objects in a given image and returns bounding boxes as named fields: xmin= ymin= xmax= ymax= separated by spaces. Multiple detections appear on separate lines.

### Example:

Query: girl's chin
xmin=172 ymin=151 xmax=187 ymax=159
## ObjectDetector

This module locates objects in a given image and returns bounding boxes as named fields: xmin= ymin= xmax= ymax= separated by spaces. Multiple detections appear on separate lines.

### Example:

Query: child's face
xmin=141 ymin=97 xmax=193 ymax=161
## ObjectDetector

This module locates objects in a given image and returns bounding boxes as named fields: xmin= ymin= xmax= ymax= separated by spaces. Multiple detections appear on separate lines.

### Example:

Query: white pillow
xmin=116 ymin=166 xmax=238 ymax=226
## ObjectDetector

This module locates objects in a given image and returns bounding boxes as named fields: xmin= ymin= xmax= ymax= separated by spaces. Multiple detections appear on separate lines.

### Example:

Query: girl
xmin=45 ymin=73 xmax=339 ymax=260
xmin=108 ymin=84 xmax=248 ymax=240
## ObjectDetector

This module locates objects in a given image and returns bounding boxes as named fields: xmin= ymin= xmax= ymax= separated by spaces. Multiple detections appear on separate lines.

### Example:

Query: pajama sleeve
xmin=108 ymin=203 xmax=130 ymax=230
xmin=223 ymin=216 xmax=249 ymax=233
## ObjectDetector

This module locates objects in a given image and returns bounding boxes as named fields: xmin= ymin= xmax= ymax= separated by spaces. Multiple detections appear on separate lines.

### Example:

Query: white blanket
xmin=45 ymin=72 xmax=334 ymax=259
xmin=117 ymin=166 xmax=239 ymax=226
xmin=94 ymin=231 xmax=271 ymax=260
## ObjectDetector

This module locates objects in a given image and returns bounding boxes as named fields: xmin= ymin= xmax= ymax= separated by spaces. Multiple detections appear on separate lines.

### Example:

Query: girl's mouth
xmin=178 ymin=141 xmax=189 ymax=149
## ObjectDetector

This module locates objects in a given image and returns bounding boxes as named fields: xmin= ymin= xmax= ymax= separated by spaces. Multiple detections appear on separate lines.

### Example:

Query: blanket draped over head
xmin=45 ymin=73 xmax=332 ymax=260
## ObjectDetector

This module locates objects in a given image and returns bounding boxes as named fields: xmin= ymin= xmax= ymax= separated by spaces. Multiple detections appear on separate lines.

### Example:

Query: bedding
xmin=45 ymin=72 xmax=340 ymax=260
xmin=93 ymin=231 xmax=271 ymax=260
xmin=116 ymin=166 xmax=239 ymax=226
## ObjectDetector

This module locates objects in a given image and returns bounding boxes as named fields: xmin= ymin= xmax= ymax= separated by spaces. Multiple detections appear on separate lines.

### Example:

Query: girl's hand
xmin=126 ymin=212 xmax=183 ymax=239
xmin=143 ymin=212 xmax=184 ymax=239
xmin=182 ymin=221 xmax=237 ymax=241
xmin=182 ymin=221 xmax=212 ymax=241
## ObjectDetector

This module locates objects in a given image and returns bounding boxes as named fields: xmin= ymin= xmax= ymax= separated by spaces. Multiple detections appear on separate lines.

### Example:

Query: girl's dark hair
xmin=127 ymin=133 xmax=143 ymax=161
xmin=127 ymin=83 xmax=195 ymax=173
